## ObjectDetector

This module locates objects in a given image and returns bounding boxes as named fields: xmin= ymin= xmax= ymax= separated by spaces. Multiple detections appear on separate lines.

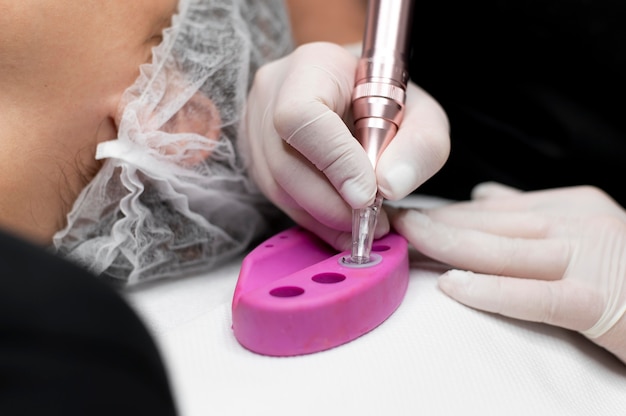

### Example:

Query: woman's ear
xmin=158 ymin=92 xmax=222 ymax=166
xmin=95 ymin=116 xmax=119 ymax=145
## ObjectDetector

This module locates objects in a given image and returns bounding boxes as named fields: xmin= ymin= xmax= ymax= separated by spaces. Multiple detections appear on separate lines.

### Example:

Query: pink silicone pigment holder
xmin=232 ymin=226 xmax=409 ymax=356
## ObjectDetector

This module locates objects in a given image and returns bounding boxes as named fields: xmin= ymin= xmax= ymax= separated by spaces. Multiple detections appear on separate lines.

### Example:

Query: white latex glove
xmin=389 ymin=182 xmax=626 ymax=364
xmin=241 ymin=42 xmax=449 ymax=249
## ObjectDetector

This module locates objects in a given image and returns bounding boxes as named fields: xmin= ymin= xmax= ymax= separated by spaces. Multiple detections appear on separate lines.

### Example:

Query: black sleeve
xmin=0 ymin=229 xmax=177 ymax=416
xmin=408 ymin=0 xmax=626 ymax=204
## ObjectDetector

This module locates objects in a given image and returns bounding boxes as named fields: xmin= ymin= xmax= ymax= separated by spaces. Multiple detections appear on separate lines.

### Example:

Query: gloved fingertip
xmin=333 ymin=231 xmax=353 ymax=252
xmin=373 ymin=212 xmax=390 ymax=239
xmin=378 ymin=163 xmax=419 ymax=201
xmin=471 ymin=182 xmax=521 ymax=200
xmin=438 ymin=269 xmax=472 ymax=297
xmin=383 ymin=204 xmax=410 ymax=220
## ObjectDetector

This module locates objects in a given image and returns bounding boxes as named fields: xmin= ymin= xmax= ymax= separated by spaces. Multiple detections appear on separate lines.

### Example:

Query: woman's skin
xmin=285 ymin=0 xmax=367 ymax=46
xmin=0 ymin=0 xmax=178 ymax=244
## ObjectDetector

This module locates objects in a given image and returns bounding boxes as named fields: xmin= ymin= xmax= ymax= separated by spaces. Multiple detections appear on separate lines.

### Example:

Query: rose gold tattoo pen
xmin=350 ymin=0 xmax=414 ymax=264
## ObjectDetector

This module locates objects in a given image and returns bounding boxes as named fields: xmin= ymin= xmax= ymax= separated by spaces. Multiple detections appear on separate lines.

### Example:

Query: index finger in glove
xmin=271 ymin=42 xmax=377 ymax=209
xmin=389 ymin=208 xmax=570 ymax=280
xmin=438 ymin=270 xmax=604 ymax=333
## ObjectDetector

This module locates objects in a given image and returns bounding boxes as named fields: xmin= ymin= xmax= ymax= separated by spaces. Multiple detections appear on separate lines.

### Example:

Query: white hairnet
xmin=52 ymin=0 xmax=294 ymax=285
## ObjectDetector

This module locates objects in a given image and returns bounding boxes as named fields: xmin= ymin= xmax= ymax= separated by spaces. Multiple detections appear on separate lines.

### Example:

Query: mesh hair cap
xmin=52 ymin=0 xmax=293 ymax=285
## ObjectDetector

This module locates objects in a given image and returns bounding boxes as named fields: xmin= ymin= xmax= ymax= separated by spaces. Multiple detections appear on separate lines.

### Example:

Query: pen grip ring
xmin=352 ymin=82 xmax=406 ymax=104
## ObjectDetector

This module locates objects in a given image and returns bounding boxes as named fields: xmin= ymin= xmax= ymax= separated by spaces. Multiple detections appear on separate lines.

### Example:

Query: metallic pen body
xmin=350 ymin=0 xmax=414 ymax=264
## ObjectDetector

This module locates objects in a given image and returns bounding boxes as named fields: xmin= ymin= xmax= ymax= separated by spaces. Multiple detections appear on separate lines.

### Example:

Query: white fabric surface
xmin=125 ymin=197 xmax=626 ymax=416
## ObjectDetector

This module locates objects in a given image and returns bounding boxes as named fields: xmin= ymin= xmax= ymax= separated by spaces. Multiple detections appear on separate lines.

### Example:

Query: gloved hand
xmin=389 ymin=182 xmax=626 ymax=364
xmin=241 ymin=42 xmax=450 ymax=249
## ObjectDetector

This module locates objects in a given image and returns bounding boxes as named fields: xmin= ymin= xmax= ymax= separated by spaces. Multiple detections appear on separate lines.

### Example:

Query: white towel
xmin=126 ymin=251 xmax=626 ymax=416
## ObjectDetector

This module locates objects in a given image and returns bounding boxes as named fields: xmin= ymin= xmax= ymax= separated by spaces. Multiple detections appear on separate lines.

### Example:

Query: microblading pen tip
xmin=349 ymin=0 xmax=413 ymax=264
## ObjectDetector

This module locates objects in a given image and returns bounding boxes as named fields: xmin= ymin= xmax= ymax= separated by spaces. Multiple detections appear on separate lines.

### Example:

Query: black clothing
xmin=409 ymin=1 xmax=626 ymax=204
xmin=0 ymin=230 xmax=177 ymax=416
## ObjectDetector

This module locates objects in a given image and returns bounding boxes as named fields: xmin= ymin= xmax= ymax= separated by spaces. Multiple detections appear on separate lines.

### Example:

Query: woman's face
xmin=0 ymin=0 xmax=178 ymax=137
xmin=0 ymin=0 xmax=178 ymax=242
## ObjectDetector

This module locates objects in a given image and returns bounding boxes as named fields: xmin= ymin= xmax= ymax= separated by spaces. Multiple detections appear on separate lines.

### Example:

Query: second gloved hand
xmin=389 ymin=182 xmax=626 ymax=364
xmin=241 ymin=42 xmax=449 ymax=249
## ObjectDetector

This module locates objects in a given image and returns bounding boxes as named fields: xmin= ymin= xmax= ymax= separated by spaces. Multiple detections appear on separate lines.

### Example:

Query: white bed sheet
xmin=125 ymin=197 xmax=626 ymax=416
